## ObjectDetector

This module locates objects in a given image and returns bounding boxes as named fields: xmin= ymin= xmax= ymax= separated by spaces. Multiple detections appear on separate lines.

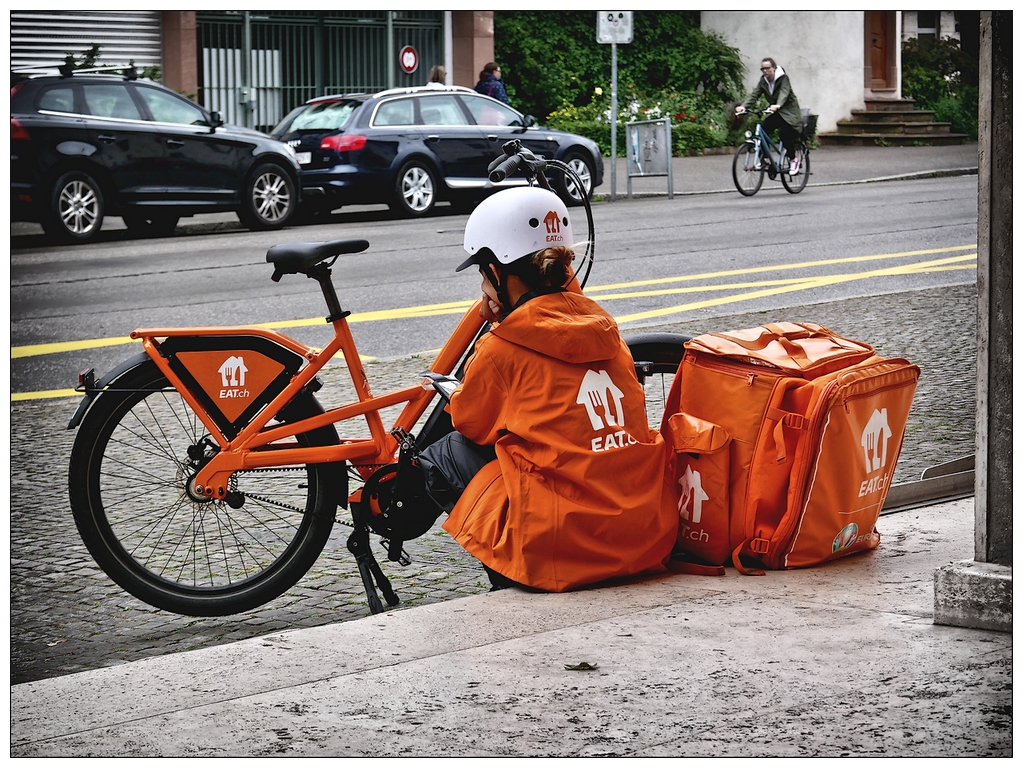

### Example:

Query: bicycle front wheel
xmin=732 ymin=143 xmax=765 ymax=196
xmin=68 ymin=361 xmax=343 ymax=616
xmin=782 ymin=144 xmax=810 ymax=194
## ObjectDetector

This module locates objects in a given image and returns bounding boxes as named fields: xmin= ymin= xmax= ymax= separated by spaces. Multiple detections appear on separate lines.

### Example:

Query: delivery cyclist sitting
xmin=422 ymin=186 xmax=678 ymax=592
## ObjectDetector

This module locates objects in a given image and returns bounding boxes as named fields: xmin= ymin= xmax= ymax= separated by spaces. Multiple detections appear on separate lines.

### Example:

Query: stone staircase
xmin=818 ymin=98 xmax=968 ymax=146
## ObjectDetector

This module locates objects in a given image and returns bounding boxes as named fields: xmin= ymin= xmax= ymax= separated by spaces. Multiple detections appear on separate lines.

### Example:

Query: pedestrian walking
xmin=474 ymin=62 xmax=509 ymax=104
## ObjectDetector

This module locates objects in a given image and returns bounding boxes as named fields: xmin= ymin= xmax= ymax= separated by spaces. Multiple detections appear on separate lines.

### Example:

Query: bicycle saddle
xmin=266 ymin=239 xmax=370 ymax=280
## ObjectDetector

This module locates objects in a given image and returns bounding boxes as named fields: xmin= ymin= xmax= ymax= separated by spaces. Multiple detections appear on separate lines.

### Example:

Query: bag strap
xmin=731 ymin=541 xmax=766 ymax=576
xmin=667 ymin=556 xmax=726 ymax=577
xmin=705 ymin=329 xmax=812 ymax=368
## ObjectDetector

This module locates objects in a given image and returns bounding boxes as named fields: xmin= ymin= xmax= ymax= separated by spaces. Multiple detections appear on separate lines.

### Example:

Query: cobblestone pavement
xmin=10 ymin=282 xmax=976 ymax=684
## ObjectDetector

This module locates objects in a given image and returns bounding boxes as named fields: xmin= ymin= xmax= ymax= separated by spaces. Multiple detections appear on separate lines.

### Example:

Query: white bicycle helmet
xmin=456 ymin=186 xmax=573 ymax=272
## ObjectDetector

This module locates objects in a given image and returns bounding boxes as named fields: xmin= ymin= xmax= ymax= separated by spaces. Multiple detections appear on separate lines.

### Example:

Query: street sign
xmin=596 ymin=11 xmax=633 ymax=44
xmin=399 ymin=45 xmax=419 ymax=74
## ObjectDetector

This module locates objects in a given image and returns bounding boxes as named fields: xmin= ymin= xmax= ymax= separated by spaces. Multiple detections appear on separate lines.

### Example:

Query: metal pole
xmin=665 ymin=118 xmax=674 ymax=199
xmin=386 ymin=12 xmax=395 ymax=90
xmin=241 ymin=11 xmax=252 ymax=128
xmin=610 ymin=42 xmax=617 ymax=202
xmin=443 ymin=11 xmax=453 ymax=85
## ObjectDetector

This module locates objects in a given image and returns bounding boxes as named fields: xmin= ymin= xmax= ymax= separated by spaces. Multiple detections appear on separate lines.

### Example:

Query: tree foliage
xmin=901 ymin=36 xmax=978 ymax=140
xmin=494 ymin=11 xmax=744 ymax=122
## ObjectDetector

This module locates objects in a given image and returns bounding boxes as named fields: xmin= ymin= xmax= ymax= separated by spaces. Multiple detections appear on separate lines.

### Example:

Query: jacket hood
xmin=490 ymin=291 xmax=620 ymax=364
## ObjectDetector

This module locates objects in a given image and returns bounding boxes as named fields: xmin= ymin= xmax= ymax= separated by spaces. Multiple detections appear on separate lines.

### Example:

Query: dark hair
xmin=479 ymin=61 xmax=499 ymax=80
xmin=761 ymin=57 xmax=778 ymax=69
xmin=507 ymin=246 xmax=575 ymax=289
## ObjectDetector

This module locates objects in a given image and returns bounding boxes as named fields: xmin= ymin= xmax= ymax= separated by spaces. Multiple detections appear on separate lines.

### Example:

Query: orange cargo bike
xmin=65 ymin=143 xmax=692 ymax=616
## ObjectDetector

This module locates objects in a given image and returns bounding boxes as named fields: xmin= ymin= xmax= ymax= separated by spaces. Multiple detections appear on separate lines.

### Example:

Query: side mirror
xmin=523 ymin=114 xmax=536 ymax=128
xmin=209 ymin=111 xmax=224 ymax=130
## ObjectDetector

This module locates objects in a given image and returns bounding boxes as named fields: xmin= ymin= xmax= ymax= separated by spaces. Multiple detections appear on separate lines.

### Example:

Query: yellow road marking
xmin=12 ymin=246 xmax=977 ymax=401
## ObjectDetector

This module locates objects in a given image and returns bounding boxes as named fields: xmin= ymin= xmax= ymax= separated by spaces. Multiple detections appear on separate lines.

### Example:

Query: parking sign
xmin=596 ymin=11 xmax=633 ymax=44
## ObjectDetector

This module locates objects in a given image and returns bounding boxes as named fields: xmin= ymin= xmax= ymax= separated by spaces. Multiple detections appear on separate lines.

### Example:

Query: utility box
xmin=626 ymin=118 xmax=673 ymax=199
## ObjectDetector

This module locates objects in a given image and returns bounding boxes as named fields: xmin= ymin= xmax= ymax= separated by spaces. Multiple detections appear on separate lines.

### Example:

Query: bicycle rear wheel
xmin=782 ymin=144 xmax=810 ymax=194
xmin=732 ymin=143 xmax=765 ymax=196
xmin=68 ymin=360 xmax=344 ymax=616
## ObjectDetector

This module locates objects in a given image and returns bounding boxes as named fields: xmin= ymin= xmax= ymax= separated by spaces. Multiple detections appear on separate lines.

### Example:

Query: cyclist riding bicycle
xmin=736 ymin=57 xmax=804 ymax=174
xmin=420 ymin=186 xmax=678 ymax=592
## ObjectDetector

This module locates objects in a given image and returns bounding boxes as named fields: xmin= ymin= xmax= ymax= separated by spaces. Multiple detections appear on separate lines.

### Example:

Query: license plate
xmin=296 ymin=152 xmax=311 ymax=165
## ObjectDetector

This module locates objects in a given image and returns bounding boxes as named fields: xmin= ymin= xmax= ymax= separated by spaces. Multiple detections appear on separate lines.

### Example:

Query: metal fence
xmin=197 ymin=11 xmax=443 ymax=133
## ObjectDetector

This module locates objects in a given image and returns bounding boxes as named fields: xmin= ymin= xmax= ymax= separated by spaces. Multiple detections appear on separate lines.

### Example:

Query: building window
xmin=916 ymin=11 xmax=938 ymax=43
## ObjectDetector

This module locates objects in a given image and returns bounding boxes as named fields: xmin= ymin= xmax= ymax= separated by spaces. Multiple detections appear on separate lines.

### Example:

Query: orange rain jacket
xmin=442 ymin=290 xmax=678 ymax=592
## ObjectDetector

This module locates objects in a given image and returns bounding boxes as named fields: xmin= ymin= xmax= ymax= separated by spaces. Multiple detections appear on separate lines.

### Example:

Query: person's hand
xmin=735 ymin=106 xmax=746 ymax=115
xmin=768 ymin=104 xmax=779 ymax=113
xmin=479 ymin=294 xmax=503 ymax=323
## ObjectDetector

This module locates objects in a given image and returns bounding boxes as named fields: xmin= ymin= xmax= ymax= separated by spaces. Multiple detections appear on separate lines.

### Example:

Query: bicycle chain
xmin=219 ymin=464 xmax=390 ymax=529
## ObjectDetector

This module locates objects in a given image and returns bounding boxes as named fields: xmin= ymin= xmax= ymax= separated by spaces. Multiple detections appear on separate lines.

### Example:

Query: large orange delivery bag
xmin=661 ymin=323 xmax=919 ymax=574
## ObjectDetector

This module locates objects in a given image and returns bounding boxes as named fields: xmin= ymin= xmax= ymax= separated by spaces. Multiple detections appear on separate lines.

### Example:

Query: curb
xmin=592 ymin=166 xmax=979 ymax=202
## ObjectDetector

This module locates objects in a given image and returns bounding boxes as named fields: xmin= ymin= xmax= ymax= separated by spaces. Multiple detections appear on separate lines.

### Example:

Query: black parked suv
xmin=270 ymin=85 xmax=603 ymax=218
xmin=11 ymin=68 xmax=302 ymax=242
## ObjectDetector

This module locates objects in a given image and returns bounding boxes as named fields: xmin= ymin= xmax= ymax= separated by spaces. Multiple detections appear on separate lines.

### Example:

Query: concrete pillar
xmin=933 ymin=10 xmax=1012 ymax=632
xmin=451 ymin=11 xmax=494 ymax=89
xmin=161 ymin=11 xmax=198 ymax=100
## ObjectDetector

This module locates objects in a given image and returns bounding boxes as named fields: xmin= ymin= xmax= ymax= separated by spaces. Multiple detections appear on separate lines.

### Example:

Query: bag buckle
xmin=749 ymin=537 xmax=770 ymax=555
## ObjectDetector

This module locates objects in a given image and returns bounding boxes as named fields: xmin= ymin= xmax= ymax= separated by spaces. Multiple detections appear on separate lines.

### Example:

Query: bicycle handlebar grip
xmin=489 ymin=154 xmax=524 ymax=182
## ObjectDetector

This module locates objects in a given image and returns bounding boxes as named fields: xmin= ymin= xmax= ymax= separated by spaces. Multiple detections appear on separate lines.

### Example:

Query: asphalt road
xmin=12 ymin=174 xmax=977 ymax=396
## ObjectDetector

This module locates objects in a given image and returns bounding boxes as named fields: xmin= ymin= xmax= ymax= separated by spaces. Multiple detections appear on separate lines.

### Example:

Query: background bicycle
xmin=732 ymin=109 xmax=814 ymax=196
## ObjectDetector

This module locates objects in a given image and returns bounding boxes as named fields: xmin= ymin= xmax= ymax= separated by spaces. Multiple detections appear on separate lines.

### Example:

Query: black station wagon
xmin=270 ymin=85 xmax=603 ymax=218
xmin=11 ymin=68 xmax=302 ymax=242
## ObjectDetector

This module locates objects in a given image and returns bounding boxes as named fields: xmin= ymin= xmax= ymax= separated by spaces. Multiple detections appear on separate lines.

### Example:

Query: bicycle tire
xmin=782 ymin=144 xmax=810 ymax=194
xmin=625 ymin=333 xmax=692 ymax=429
xmin=732 ymin=143 xmax=764 ymax=196
xmin=68 ymin=360 xmax=344 ymax=616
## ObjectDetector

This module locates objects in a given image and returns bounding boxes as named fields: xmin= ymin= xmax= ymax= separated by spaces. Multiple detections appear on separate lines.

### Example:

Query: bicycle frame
xmin=132 ymin=297 xmax=488 ymax=503
xmin=750 ymin=120 xmax=788 ymax=173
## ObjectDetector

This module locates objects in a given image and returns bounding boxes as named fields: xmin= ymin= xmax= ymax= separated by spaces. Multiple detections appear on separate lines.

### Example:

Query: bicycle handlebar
xmin=488 ymin=153 xmax=526 ymax=183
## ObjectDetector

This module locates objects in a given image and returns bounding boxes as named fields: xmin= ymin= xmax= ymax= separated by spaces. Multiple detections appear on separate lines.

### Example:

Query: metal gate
xmin=197 ymin=11 xmax=443 ymax=133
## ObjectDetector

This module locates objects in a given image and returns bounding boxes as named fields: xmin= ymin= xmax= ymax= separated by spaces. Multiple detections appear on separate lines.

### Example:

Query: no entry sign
xmin=399 ymin=45 xmax=419 ymax=74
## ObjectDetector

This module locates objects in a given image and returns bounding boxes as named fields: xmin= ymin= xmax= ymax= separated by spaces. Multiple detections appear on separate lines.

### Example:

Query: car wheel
xmin=555 ymin=153 xmax=595 ymax=207
xmin=43 ymin=171 xmax=105 ymax=243
xmin=392 ymin=160 xmax=437 ymax=217
xmin=122 ymin=213 xmax=180 ymax=238
xmin=238 ymin=162 xmax=296 ymax=231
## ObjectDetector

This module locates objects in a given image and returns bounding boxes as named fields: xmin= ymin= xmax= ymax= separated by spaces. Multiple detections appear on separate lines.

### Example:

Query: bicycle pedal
xmin=380 ymin=539 xmax=412 ymax=566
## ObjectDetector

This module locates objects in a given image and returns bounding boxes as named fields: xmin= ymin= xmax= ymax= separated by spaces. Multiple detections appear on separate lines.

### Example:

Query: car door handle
xmin=486 ymin=134 xmax=499 ymax=141
xmin=166 ymin=139 xmax=184 ymax=148
xmin=426 ymin=135 xmax=440 ymax=142
xmin=97 ymin=134 xmax=117 ymax=144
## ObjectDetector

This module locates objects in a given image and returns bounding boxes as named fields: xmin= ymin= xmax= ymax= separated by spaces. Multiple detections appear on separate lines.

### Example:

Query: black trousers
xmin=761 ymin=111 xmax=801 ymax=155
xmin=420 ymin=432 xmax=542 ymax=592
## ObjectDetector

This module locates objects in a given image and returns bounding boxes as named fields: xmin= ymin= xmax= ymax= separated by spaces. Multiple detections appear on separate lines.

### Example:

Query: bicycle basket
xmin=802 ymin=112 xmax=818 ymax=141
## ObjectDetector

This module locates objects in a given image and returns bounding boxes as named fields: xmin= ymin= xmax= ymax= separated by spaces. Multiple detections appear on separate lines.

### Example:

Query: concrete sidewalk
xmin=10 ymin=497 xmax=1011 ymax=757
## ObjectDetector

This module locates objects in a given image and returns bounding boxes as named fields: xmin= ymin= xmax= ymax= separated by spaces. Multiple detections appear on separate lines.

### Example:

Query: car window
xmin=416 ymin=95 xmax=470 ymax=126
xmin=136 ymin=86 xmax=208 ymax=126
xmin=462 ymin=95 xmax=523 ymax=128
xmin=37 ymin=86 xmax=75 ymax=113
xmin=291 ymin=100 xmax=357 ymax=131
xmin=373 ymin=98 xmax=415 ymax=127
xmin=82 ymin=84 xmax=142 ymax=120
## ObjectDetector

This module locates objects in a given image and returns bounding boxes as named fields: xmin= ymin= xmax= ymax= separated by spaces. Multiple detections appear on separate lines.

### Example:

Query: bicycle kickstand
xmin=346 ymin=525 xmax=400 ymax=614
